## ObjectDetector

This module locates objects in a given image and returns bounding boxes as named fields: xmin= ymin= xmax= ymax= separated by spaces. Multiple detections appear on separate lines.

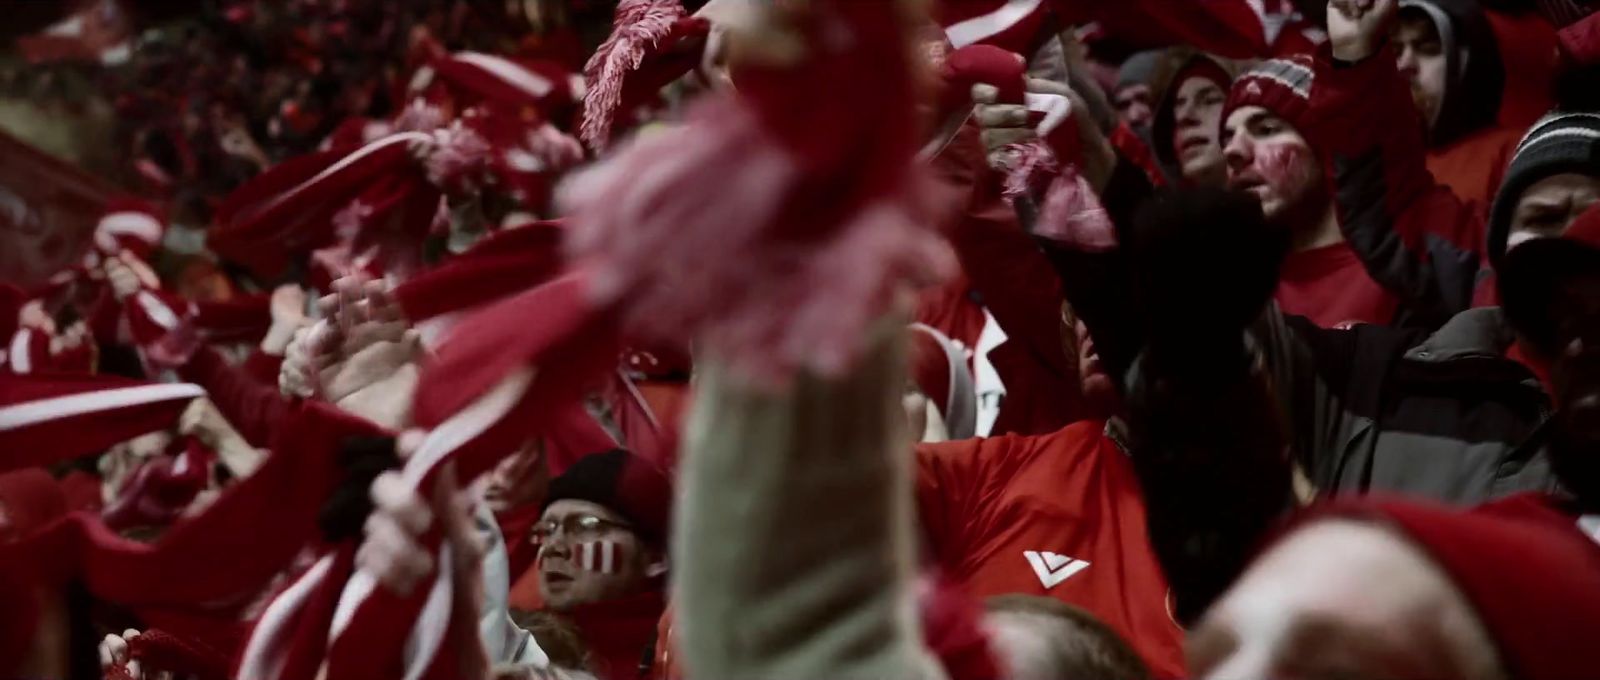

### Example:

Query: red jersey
xmin=1276 ymin=242 xmax=1398 ymax=329
xmin=916 ymin=420 xmax=1185 ymax=678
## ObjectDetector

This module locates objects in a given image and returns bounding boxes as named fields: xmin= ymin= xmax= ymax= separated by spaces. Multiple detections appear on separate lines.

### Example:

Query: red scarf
xmin=563 ymin=588 xmax=667 ymax=680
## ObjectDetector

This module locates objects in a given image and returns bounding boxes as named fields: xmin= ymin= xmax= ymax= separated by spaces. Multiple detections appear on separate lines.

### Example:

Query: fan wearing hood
xmin=1395 ymin=0 xmax=1526 ymax=212
xmin=1148 ymin=49 xmax=1242 ymax=188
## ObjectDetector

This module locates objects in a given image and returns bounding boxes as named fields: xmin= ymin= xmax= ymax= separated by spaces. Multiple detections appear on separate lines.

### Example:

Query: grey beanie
xmin=1487 ymin=112 xmax=1600 ymax=265
xmin=1116 ymin=50 xmax=1164 ymax=91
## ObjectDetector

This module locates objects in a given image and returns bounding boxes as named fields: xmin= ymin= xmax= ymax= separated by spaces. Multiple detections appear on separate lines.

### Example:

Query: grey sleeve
xmin=672 ymin=323 xmax=947 ymax=680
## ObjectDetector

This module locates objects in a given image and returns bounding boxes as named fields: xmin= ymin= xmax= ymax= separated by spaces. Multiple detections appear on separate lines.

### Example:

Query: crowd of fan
xmin=3 ymin=0 xmax=1600 ymax=679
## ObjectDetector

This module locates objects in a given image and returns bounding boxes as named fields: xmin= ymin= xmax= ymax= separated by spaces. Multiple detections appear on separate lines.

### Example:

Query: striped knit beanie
xmin=1487 ymin=111 xmax=1600 ymax=265
xmin=1222 ymin=54 xmax=1316 ymax=136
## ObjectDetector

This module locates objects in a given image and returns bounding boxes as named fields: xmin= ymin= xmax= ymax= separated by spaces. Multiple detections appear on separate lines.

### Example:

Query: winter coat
xmin=1125 ymin=304 xmax=1560 ymax=621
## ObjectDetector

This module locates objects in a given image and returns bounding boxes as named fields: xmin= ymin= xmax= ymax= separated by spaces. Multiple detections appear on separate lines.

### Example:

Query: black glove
xmin=317 ymin=435 xmax=400 ymax=543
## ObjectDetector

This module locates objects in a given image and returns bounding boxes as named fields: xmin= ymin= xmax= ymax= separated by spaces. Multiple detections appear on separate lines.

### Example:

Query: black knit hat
xmin=1487 ymin=111 xmax=1600 ymax=265
xmin=542 ymin=449 xmax=673 ymax=545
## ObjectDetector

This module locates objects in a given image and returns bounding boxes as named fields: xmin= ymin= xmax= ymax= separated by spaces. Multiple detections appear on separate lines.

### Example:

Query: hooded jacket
xmin=1404 ymin=0 xmax=1505 ymax=147
xmin=1148 ymin=49 xmax=1244 ymax=177
xmin=1403 ymin=0 xmax=1526 ymax=211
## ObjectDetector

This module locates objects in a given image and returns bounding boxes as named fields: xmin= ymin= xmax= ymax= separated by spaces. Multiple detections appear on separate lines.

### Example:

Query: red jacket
xmin=916 ymin=420 xmax=1185 ymax=678
xmin=1303 ymin=45 xmax=1488 ymax=331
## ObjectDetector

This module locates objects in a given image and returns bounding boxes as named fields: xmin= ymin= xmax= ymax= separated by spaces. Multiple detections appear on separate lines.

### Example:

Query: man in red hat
xmin=1218 ymin=0 xmax=1483 ymax=330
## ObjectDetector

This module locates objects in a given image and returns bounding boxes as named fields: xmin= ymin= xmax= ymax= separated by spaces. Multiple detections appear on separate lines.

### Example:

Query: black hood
xmin=1402 ymin=0 xmax=1506 ymax=147
xmin=1148 ymin=49 xmax=1240 ymax=168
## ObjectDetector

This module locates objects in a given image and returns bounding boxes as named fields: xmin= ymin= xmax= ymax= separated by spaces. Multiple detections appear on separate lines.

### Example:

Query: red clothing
xmin=241 ymin=348 xmax=284 ymax=386
xmin=565 ymin=589 xmax=667 ymax=680
xmin=1486 ymin=10 xmax=1558 ymax=132
xmin=921 ymin=122 xmax=1084 ymax=437
xmin=1427 ymin=126 xmax=1523 ymax=219
xmin=917 ymin=277 xmax=987 ymax=355
xmin=1305 ymin=46 xmax=1487 ymax=330
xmin=510 ymin=575 xmax=666 ymax=680
xmin=1276 ymin=242 xmax=1398 ymax=329
xmin=176 ymin=346 xmax=291 ymax=448
xmin=916 ymin=420 xmax=1185 ymax=678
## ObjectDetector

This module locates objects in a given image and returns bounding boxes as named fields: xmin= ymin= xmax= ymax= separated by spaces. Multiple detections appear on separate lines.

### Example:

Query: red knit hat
xmin=1222 ymin=54 xmax=1316 ymax=135
xmin=92 ymin=198 xmax=167 ymax=261
xmin=1326 ymin=495 xmax=1600 ymax=680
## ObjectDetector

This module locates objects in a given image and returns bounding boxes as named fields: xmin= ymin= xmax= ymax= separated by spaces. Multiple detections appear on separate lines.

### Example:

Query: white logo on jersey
xmin=1024 ymin=550 xmax=1091 ymax=589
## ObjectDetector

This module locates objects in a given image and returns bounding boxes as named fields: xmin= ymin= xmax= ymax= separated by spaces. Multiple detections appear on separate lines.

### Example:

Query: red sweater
xmin=916 ymin=420 xmax=1185 ymax=678
xmin=1276 ymin=242 xmax=1399 ymax=329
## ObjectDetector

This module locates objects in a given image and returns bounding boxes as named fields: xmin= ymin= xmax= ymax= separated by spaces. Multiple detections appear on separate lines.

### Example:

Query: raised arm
xmin=1031 ymin=154 xmax=1155 ymax=391
xmin=674 ymin=323 xmax=944 ymax=680
xmin=1308 ymin=0 xmax=1485 ymax=329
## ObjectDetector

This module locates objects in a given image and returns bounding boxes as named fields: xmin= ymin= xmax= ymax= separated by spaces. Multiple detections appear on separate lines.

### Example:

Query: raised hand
xmin=276 ymin=276 xmax=420 ymax=428
xmin=102 ymin=250 xmax=160 ymax=302
xmin=1328 ymin=0 xmax=1399 ymax=62
xmin=261 ymin=284 xmax=311 ymax=356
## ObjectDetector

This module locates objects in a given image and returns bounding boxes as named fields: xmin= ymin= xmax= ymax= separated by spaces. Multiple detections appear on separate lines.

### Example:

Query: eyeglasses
xmin=529 ymin=513 xmax=633 ymax=545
